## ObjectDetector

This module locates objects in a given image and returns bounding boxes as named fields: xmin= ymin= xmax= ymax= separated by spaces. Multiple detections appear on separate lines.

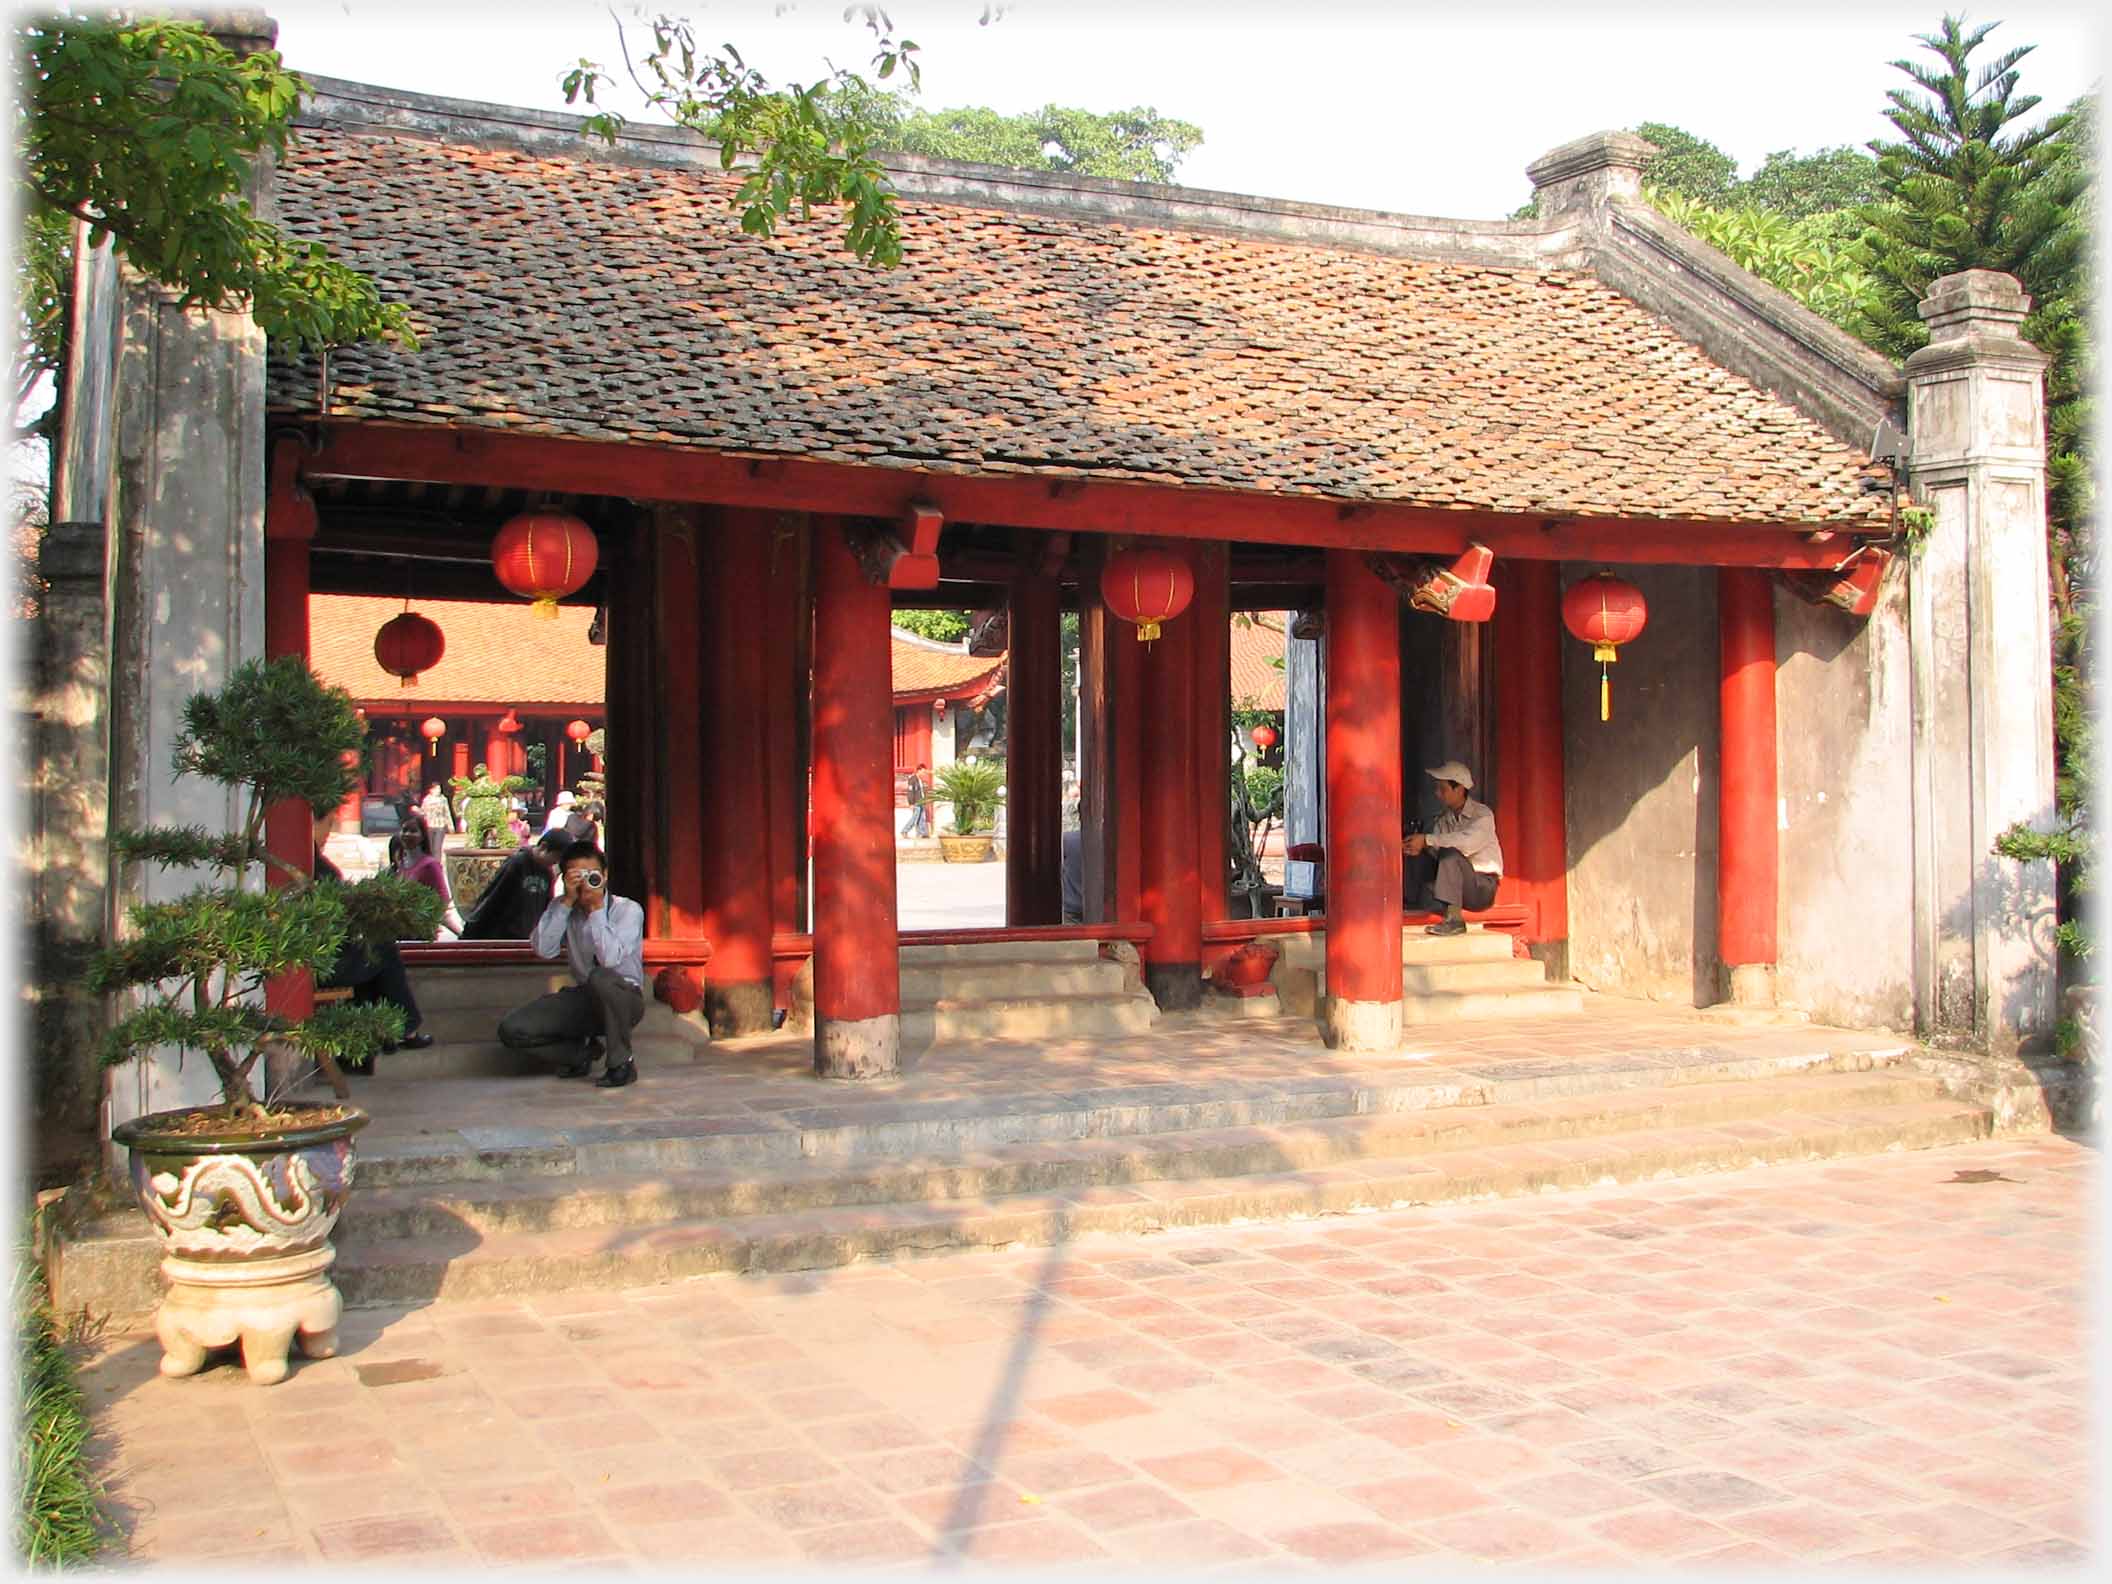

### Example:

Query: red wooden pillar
xmin=1491 ymin=559 xmax=1570 ymax=965
xmin=810 ymin=517 xmax=900 ymax=1077
xmin=1718 ymin=567 xmax=1780 ymax=1005
xmin=1138 ymin=542 xmax=1202 ymax=1009
xmin=1323 ymin=549 xmax=1404 ymax=1050
xmin=643 ymin=510 xmax=704 ymax=939
xmin=1005 ymin=547 xmax=1064 ymax=925
xmin=764 ymin=515 xmax=812 ymax=1006
xmin=264 ymin=441 xmax=318 ymax=1024
xmin=1190 ymin=542 xmax=1231 ymax=924
xmin=701 ymin=510 xmax=776 ymax=1034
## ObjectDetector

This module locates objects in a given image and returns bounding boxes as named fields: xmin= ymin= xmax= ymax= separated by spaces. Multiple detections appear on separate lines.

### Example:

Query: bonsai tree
xmin=936 ymin=759 xmax=1005 ymax=835
xmin=85 ymin=658 xmax=443 ymax=1120
xmin=449 ymin=761 xmax=534 ymax=848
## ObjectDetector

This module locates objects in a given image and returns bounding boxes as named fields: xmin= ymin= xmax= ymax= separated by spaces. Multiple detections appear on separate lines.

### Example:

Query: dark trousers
xmin=321 ymin=943 xmax=422 ymax=1035
xmin=1405 ymin=850 xmax=1499 ymax=913
xmin=497 ymin=968 xmax=646 ymax=1069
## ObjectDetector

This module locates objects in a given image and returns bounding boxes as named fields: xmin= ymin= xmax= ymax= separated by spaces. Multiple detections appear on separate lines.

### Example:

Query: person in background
xmin=900 ymin=762 xmax=930 ymax=839
xmin=419 ymin=782 xmax=454 ymax=837
xmin=507 ymin=798 xmax=534 ymax=846
xmin=1401 ymin=760 xmax=1504 ymax=937
xmin=394 ymin=811 xmax=467 ymax=938
xmin=314 ymin=842 xmax=432 ymax=1070
xmin=542 ymin=789 xmax=577 ymax=836
xmin=497 ymin=840 xmax=647 ymax=1089
xmin=461 ymin=829 xmax=567 ymax=941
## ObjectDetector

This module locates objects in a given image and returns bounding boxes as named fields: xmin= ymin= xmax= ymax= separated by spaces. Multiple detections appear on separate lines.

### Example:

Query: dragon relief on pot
xmin=131 ymin=1138 xmax=357 ymax=1259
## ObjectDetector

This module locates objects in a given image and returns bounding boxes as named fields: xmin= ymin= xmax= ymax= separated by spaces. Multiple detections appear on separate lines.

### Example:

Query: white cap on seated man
xmin=1401 ymin=760 xmax=1503 ymax=936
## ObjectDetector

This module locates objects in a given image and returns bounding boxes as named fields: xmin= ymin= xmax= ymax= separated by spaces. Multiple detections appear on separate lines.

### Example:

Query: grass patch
xmin=14 ymin=1244 xmax=105 ymax=1567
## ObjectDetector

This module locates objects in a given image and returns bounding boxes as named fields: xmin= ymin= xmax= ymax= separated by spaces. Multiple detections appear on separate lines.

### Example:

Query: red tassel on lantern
xmin=1561 ymin=572 xmax=1648 ymax=722
xmin=492 ymin=510 xmax=598 ymax=619
xmin=375 ymin=611 xmax=445 ymax=687
xmin=1101 ymin=544 xmax=1195 ymax=643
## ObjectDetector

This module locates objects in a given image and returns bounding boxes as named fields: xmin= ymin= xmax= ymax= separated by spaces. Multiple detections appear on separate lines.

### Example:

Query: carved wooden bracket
xmin=846 ymin=501 xmax=943 ymax=589
xmin=1366 ymin=542 xmax=1497 ymax=622
xmin=1780 ymin=544 xmax=1891 ymax=617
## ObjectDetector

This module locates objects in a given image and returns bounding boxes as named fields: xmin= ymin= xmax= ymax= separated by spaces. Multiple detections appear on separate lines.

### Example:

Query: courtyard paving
xmin=77 ymin=1130 xmax=2094 ymax=1570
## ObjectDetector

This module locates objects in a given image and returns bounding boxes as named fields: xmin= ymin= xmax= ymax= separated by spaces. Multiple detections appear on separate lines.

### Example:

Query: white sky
xmin=267 ymin=0 xmax=2108 ymax=220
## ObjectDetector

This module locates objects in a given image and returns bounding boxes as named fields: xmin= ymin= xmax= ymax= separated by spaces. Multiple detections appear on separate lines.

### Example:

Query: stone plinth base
xmin=706 ymin=979 xmax=775 ymax=1039
xmin=1322 ymin=996 xmax=1403 ymax=1053
xmin=154 ymin=1245 xmax=343 ymax=1386
xmin=1145 ymin=963 xmax=1202 ymax=1012
xmin=1727 ymin=963 xmax=1778 ymax=1007
xmin=816 ymin=1013 xmax=899 ymax=1080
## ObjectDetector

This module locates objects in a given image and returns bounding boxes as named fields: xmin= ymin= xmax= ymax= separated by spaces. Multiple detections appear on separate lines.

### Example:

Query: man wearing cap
xmin=1402 ymin=761 xmax=1502 ymax=937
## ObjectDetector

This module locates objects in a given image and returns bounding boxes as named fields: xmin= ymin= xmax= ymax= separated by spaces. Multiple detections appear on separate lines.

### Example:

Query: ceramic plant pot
xmin=938 ymin=835 xmax=996 ymax=864
xmin=111 ymin=1105 xmax=369 ymax=1385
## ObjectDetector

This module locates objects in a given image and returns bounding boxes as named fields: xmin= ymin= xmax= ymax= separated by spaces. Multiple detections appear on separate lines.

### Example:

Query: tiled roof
xmin=267 ymin=114 xmax=1889 ymax=530
xmin=311 ymin=596 xmax=1002 ymax=708
xmin=889 ymin=635 xmax=1007 ymax=702
xmin=311 ymin=595 xmax=605 ymax=708
xmin=1230 ymin=613 xmax=1288 ymax=711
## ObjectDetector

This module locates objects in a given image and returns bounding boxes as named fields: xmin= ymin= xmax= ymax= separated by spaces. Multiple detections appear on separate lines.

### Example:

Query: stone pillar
xmin=60 ymin=242 xmax=269 ymax=1141
xmin=1284 ymin=611 xmax=1326 ymax=852
xmin=702 ymin=510 xmax=777 ymax=1034
xmin=1904 ymin=270 xmax=2057 ymax=1053
xmin=810 ymin=518 xmax=900 ymax=1077
xmin=1717 ymin=568 xmax=1780 ymax=1006
xmin=1322 ymin=550 xmax=1404 ymax=1051
xmin=1138 ymin=543 xmax=1202 ymax=1010
xmin=1525 ymin=129 xmax=1656 ymax=220
xmin=1005 ymin=547 xmax=1064 ymax=925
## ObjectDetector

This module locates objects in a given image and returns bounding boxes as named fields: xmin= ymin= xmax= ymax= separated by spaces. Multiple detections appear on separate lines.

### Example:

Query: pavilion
xmin=33 ymin=32 xmax=2055 ymax=1139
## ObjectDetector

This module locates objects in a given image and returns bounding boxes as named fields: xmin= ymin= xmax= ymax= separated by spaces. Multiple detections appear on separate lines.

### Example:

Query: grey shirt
xmin=1426 ymin=796 xmax=1503 ymax=876
xmin=533 ymin=892 xmax=646 ymax=990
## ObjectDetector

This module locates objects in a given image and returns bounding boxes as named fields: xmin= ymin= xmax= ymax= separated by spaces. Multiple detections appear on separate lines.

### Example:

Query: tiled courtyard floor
xmin=79 ymin=1130 xmax=2093 ymax=1570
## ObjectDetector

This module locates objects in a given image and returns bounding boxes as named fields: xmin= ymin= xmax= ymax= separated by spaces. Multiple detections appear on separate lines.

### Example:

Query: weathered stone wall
xmin=1774 ymin=579 xmax=1916 ymax=1029
xmin=1560 ymin=565 xmax=1720 ymax=1004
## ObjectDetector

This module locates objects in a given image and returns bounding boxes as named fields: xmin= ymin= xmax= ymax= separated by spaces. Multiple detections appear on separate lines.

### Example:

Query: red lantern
xmin=420 ymin=716 xmax=447 ymax=756
xmin=492 ymin=509 xmax=598 ymax=619
xmin=374 ymin=611 xmax=445 ymax=687
xmin=566 ymin=719 xmax=592 ymax=745
xmin=1251 ymin=723 xmax=1279 ymax=751
xmin=1561 ymin=571 xmax=1648 ymax=722
xmin=1101 ymin=545 xmax=1194 ymax=643
xmin=496 ymin=708 xmax=522 ymax=735
xmin=933 ymin=698 xmax=948 ymax=716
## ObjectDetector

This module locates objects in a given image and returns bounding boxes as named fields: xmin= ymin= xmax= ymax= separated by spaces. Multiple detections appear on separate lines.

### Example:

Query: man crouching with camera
xmin=497 ymin=840 xmax=647 ymax=1089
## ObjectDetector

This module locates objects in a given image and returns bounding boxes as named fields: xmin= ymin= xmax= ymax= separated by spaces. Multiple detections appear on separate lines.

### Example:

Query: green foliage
xmin=1634 ymin=121 xmax=1741 ymax=207
xmin=891 ymin=608 xmax=971 ymax=643
xmin=449 ymin=762 xmax=534 ymax=848
xmin=1242 ymin=765 xmax=1284 ymax=822
xmin=14 ymin=1251 xmax=104 ymax=1566
xmin=566 ymin=8 xmax=922 ymax=266
xmin=80 ymin=657 xmax=440 ymax=1112
xmin=936 ymin=758 xmax=1004 ymax=834
xmin=1648 ymin=188 xmax=1881 ymax=333
xmin=15 ymin=12 xmax=415 ymax=412
xmin=172 ymin=657 xmax=369 ymax=819
xmin=859 ymin=93 xmax=1203 ymax=183
xmin=1741 ymin=144 xmax=1886 ymax=220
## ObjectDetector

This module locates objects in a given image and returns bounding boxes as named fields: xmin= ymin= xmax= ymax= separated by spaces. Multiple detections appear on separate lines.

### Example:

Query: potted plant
xmin=86 ymin=658 xmax=440 ymax=1385
xmin=935 ymin=759 xmax=1004 ymax=863
xmin=446 ymin=760 xmax=534 ymax=910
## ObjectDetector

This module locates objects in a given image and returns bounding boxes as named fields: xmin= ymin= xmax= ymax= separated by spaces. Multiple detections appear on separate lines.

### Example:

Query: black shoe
xmin=1426 ymin=917 xmax=1468 ymax=937
xmin=399 ymin=1031 xmax=434 ymax=1050
xmin=594 ymin=1061 xmax=637 ymax=1089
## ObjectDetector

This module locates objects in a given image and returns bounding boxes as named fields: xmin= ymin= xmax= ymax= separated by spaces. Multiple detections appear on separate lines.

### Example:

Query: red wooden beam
xmin=304 ymin=421 xmax=1885 ymax=570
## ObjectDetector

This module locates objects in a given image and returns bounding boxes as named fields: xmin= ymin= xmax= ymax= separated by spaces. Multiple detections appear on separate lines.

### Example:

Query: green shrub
xmin=13 ymin=1254 xmax=104 ymax=1566
xmin=936 ymin=760 xmax=1004 ymax=835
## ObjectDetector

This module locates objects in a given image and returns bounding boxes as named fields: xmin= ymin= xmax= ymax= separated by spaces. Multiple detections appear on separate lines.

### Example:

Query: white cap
xmin=555 ymin=791 xmax=576 ymax=806
xmin=1426 ymin=761 xmax=1474 ymax=789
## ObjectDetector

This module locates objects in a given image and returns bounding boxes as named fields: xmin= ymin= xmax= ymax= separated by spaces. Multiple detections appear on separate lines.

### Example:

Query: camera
xmin=580 ymin=870 xmax=605 ymax=891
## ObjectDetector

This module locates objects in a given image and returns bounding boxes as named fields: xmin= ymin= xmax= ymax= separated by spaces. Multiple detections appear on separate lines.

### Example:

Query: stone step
xmin=1398 ymin=984 xmax=1585 ymax=1024
xmin=407 ymin=965 xmax=574 ymax=1012
xmin=1399 ymin=958 xmax=1549 ymax=993
xmin=903 ymin=992 xmax=1158 ymax=1046
xmin=336 ymin=1069 xmax=1956 ymax=1243
xmin=329 ymin=1095 xmax=1991 ymax=1305
xmin=898 ymin=939 xmax=1104 ymax=966
xmin=900 ymin=958 xmax=1128 ymax=1002
xmin=338 ymin=1030 xmax=703 ymax=1081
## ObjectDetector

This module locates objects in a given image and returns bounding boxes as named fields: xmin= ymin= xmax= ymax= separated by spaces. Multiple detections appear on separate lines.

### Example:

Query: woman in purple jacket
xmin=394 ymin=813 xmax=467 ymax=938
